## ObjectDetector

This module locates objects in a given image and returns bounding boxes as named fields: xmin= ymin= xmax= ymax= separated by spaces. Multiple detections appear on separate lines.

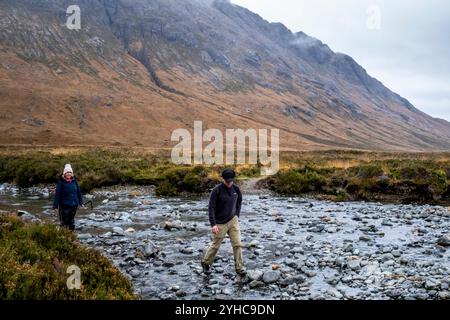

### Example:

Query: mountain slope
xmin=0 ymin=0 xmax=449 ymax=151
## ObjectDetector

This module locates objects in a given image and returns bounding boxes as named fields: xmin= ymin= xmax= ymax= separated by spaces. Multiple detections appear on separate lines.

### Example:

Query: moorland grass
xmin=0 ymin=214 xmax=136 ymax=300
xmin=0 ymin=147 xmax=449 ymax=203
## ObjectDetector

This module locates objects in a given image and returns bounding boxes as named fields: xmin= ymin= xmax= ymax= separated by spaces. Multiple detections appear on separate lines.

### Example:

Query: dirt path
xmin=239 ymin=177 xmax=271 ymax=195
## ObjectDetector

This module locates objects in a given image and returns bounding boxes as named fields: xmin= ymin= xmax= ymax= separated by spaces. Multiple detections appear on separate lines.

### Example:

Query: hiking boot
xmin=201 ymin=261 xmax=211 ymax=274
xmin=236 ymin=269 xmax=246 ymax=276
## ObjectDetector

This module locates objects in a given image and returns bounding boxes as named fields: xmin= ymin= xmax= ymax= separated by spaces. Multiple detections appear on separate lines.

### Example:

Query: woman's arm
xmin=53 ymin=180 xmax=62 ymax=209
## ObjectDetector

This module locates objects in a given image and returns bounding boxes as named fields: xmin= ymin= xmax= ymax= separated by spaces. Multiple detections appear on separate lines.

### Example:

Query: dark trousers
xmin=58 ymin=205 xmax=78 ymax=230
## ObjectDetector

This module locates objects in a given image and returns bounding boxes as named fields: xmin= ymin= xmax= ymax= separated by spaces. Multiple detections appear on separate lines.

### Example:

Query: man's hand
xmin=53 ymin=208 xmax=58 ymax=215
xmin=211 ymin=225 xmax=219 ymax=235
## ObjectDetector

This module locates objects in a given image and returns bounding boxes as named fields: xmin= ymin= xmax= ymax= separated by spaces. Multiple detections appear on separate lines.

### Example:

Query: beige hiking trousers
xmin=202 ymin=216 xmax=243 ymax=272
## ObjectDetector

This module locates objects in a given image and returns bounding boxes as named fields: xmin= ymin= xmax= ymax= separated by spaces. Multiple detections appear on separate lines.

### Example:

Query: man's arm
xmin=53 ymin=180 xmax=62 ymax=209
xmin=208 ymin=187 xmax=218 ymax=226
xmin=236 ymin=186 xmax=242 ymax=217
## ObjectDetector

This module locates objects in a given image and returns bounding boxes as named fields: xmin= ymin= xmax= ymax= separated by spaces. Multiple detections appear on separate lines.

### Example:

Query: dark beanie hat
xmin=221 ymin=169 xmax=236 ymax=180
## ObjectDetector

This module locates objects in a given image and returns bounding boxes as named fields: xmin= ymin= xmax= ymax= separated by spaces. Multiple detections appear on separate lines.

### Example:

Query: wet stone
xmin=247 ymin=269 xmax=264 ymax=281
xmin=437 ymin=235 xmax=450 ymax=247
xmin=163 ymin=260 xmax=175 ymax=268
xmin=180 ymin=247 xmax=194 ymax=254
xmin=144 ymin=242 xmax=159 ymax=258
xmin=347 ymin=259 xmax=362 ymax=271
xmin=359 ymin=235 xmax=372 ymax=242
xmin=249 ymin=280 xmax=265 ymax=289
xmin=263 ymin=270 xmax=281 ymax=284
xmin=112 ymin=227 xmax=125 ymax=236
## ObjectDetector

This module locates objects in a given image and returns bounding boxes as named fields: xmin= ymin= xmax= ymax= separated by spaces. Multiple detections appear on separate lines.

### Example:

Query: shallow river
xmin=1 ymin=183 xmax=449 ymax=300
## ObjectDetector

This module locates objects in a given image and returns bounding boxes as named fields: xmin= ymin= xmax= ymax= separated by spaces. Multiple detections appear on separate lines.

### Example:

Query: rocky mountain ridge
xmin=0 ymin=0 xmax=449 ymax=150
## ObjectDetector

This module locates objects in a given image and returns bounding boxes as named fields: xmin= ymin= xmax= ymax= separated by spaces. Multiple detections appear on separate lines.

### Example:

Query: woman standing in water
xmin=52 ymin=164 xmax=83 ymax=231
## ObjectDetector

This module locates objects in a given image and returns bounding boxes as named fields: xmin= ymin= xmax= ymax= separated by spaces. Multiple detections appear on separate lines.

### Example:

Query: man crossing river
xmin=201 ymin=169 xmax=245 ymax=275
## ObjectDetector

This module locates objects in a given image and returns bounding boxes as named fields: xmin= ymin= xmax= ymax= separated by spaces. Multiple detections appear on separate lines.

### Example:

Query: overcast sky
xmin=231 ymin=0 xmax=450 ymax=121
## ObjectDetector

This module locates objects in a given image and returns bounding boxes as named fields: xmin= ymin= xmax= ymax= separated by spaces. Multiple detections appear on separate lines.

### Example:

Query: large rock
xmin=347 ymin=259 xmax=361 ymax=271
xmin=262 ymin=270 xmax=281 ymax=284
xmin=163 ymin=220 xmax=183 ymax=230
xmin=424 ymin=279 xmax=441 ymax=290
xmin=327 ymin=288 xmax=343 ymax=299
xmin=77 ymin=234 xmax=92 ymax=240
xmin=129 ymin=269 xmax=141 ymax=277
xmin=112 ymin=226 xmax=125 ymax=236
xmin=379 ymin=253 xmax=395 ymax=262
xmin=17 ymin=210 xmax=40 ymax=222
xmin=144 ymin=241 xmax=159 ymax=258
xmin=359 ymin=235 xmax=372 ymax=242
xmin=437 ymin=235 xmax=450 ymax=247
xmin=180 ymin=247 xmax=194 ymax=254
xmin=125 ymin=227 xmax=135 ymax=233
xmin=247 ymin=269 xmax=264 ymax=281
xmin=360 ymin=264 xmax=381 ymax=278
xmin=248 ymin=240 xmax=260 ymax=248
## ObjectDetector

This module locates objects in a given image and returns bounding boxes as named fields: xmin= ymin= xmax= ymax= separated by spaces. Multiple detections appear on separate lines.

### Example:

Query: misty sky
xmin=231 ymin=0 xmax=450 ymax=121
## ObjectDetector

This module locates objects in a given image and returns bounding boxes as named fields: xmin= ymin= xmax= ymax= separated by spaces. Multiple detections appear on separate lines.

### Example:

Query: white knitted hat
xmin=63 ymin=164 xmax=73 ymax=175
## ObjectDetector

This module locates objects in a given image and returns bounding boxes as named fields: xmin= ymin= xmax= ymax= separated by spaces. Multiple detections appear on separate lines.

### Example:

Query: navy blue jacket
xmin=208 ymin=183 xmax=242 ymax=226
xmin=53 ymin=176 xmax=83 ymax=209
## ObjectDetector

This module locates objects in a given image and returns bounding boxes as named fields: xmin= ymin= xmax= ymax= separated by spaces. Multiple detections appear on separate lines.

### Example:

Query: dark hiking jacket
xmin=208 ymin=183 xmax=242 ymax=226
xmin=53 ymin=176 xmax=83 ymax=209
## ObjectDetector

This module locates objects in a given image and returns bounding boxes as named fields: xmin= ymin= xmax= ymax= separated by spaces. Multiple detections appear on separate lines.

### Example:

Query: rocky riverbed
xmin=1 ymin=183 xmax=449 ymax=300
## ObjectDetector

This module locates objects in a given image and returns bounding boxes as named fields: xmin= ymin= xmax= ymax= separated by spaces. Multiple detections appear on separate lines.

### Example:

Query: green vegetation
xmin=0 ymin=147 xmax=449 ymax=203
xmin=0 ymin=148 xmax=223 ymax=195
xmin=269 ymin=167 xmax=326 ymax=194
xmin=0 ymin=214 xmax=136 ymax=299
xmin=265 ymin=153 xmax=450 ymax=204
xmin=154 ymin=165 xmax=219 ymax=196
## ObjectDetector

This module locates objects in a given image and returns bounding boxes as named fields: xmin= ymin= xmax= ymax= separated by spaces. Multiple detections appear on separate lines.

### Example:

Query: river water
xmin=1 ymin=183 xmax=449 ymax=300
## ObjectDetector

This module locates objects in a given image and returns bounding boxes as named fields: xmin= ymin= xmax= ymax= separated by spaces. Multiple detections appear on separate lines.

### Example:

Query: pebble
xmin=271 ymin=264 xmax=281 ymax=270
